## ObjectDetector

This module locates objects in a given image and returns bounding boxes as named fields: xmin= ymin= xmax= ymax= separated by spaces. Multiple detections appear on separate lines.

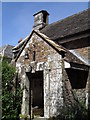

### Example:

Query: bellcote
xmin=33 ymin=10 xmax=49 ymax=30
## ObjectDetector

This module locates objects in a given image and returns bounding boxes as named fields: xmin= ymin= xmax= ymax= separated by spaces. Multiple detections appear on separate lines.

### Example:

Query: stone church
xmin=12 ymin=9 xmax=90 ymax=119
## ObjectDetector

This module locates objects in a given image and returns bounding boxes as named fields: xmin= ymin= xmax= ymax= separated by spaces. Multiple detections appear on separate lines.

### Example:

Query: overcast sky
xmin=2 ymin=2 xmax=88 ymax=46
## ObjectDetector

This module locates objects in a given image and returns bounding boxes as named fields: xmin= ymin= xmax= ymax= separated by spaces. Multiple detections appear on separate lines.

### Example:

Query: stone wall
xmin=48 ymin=54 xmax=63 ymax=116
xmin=15 ymin=31 xmax=88 ymax=119
xmin=86 ymin=68 xmax=90 ymax=108
xmin=16 ymin=32 xmax=64 ymax=118
xmin=62 ymin=62 xmax=75 ymax=108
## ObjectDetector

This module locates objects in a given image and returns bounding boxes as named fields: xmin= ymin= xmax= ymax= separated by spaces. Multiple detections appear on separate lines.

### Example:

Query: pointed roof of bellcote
xmin=33 ymin=10 xmax=49 ymax=16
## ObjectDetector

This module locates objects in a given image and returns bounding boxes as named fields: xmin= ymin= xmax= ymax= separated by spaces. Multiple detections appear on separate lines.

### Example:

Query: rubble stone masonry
xmin=16 ymin=33 xmax=64 ymax=118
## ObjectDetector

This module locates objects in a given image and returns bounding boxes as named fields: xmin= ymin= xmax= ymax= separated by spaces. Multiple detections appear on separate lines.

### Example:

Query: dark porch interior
xmin=66 ymin=68 xmax=88 ymax=89
xmin=27 ymin=71 xmax=44 ymax=117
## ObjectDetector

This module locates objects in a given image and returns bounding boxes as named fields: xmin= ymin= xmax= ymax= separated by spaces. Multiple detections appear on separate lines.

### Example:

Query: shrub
xmin=1 ymin=60 xmax=22 ymax=120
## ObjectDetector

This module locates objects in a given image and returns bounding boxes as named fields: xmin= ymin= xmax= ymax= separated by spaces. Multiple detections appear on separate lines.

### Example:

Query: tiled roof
xmin=70 ymin=47 xmax=90 ymax=66
xmin=40 ymin=8 xmax=89 ymax=41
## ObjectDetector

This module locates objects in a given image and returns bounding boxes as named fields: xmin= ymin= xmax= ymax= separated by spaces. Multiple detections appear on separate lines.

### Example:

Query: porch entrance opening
xmin=27 ymin=71 xmax=44 ymax=118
